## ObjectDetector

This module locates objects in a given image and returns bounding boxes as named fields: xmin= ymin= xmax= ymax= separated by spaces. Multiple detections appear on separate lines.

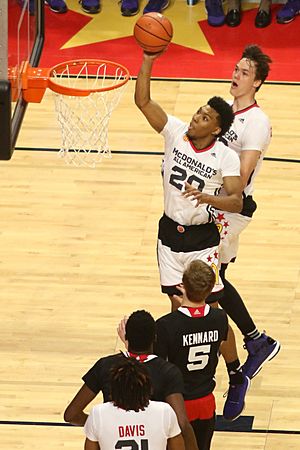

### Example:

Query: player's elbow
xmin=178 ymin=419 xmax=198 ymax=450
xmin=63 ymin=406 xmax=74 ymax=423
xmin=227 ymin=195 xmax=243 ymax=213
xmin=134 ymin=93 xmax=149 ymax=111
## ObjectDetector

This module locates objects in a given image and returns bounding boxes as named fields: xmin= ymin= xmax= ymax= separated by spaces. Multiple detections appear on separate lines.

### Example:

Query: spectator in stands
xmin=205 ymin=0 xmax=272 ymax=28
xmin=120 ymin=0 xmax=169 ymax=17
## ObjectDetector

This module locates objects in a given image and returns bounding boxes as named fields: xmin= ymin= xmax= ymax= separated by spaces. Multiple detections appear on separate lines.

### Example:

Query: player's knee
xmin=220 ymin=263 xmax=228 ymax=281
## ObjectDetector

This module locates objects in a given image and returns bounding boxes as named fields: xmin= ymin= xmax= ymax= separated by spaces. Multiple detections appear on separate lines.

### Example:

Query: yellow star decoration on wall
xmin=63 ymin=0 xmax=258 ymax=54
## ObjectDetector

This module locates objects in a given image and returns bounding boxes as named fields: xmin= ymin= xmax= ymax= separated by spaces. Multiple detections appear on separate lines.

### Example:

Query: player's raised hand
xmin=117 ymin=316 xmax=128 ymax=349
xmin=143 ymin=48 xmax=167 ymax=60
xmin=172 ymin=283 xmax=190 ymax=307
xmin=175 ymin=283 xmax=188 ymax=301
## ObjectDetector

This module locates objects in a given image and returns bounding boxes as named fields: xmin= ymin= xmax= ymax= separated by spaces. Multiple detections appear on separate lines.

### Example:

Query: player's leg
xmin=217 ymin=213 xmax=260 ymax=335
xmin=209 ymin=297 xmax=250 ymax=421
xmin=219 ymin=262 xmax=280 ymax=380
xmin=216 ymin=212 xmax=280 ymax=378
xmin=217 ymin=213 xmax=263 ymax=338
xmin=219 ymin=263 xmax=257 ymax=333
xmin=217 ymin=322 xmax=250 ymax=421
xmin=163 ymin=244 xmax=223 ymax=311
xmin=185 ymin=396 xmax=216 ymax=450
xmin=190 ymin=417 xmax=215 ymax=450
xmin=157 ymin=215 xmax=221 ymax=311
xmin=157 ymin=239 xmax=185 ymax=311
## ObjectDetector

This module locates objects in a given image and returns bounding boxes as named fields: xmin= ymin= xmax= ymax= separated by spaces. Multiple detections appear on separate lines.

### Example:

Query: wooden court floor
xmin=0 ymin=80 xmax=299 ymax=449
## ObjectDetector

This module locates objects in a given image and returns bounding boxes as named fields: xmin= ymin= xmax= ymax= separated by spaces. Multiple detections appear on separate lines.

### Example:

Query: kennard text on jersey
xmin=182 ymin=330 xmax=219 ymax=346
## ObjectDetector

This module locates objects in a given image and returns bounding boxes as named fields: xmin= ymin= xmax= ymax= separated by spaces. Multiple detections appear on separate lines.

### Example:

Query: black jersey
xmin=154 ymin=305 xmax=228 ymax=400
xmin=82 ymin=352 xmax=184 ymax=402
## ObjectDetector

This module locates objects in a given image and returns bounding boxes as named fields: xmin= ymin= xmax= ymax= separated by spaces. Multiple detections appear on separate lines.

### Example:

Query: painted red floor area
xmin=10 ymin=4 xmax=300 ymax=82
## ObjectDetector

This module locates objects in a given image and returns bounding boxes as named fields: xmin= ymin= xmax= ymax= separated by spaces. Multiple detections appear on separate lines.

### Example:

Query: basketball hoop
xmin=19 ymin=59 xmax=130 ymax=167
xmin=50 ymin=60 xmax=130 ymax=167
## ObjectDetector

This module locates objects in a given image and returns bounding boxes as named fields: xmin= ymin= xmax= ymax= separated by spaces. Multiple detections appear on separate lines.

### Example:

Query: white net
xmin=50 ymin=61 xmax=129 ymax=168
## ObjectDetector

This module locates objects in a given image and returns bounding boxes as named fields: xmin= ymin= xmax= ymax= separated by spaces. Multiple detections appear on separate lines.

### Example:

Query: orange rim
xmin=47 ymin=59 xmax=130 ymax=97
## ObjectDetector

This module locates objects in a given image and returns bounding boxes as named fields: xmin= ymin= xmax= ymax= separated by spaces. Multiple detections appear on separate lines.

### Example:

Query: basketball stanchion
xmin=18 ymin=59 xmax=130 ymax=167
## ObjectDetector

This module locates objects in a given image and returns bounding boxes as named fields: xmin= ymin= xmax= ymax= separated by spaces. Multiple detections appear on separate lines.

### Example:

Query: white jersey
xmin=160 ymin=115 xmax=240 ymax=225
xmin=221 ymin=102 xmax=271 ymax=197
xmin=84 ymin=400 xmax=181 ymax=450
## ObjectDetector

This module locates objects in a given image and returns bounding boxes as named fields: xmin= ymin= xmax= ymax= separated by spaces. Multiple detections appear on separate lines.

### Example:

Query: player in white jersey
xmin=185 ymin=45 xmax=280 ymax=380
xmin=135 ymin=51 xmax=243 ymax=312
xmin=135 ymin=51 xmax=251 ymax=425
xmin=84 ymin=358 xmax=184 ymax=450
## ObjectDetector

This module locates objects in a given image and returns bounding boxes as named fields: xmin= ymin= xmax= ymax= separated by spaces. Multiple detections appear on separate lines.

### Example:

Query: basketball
xmin=134 ymin=13 xmax=173 ymax=54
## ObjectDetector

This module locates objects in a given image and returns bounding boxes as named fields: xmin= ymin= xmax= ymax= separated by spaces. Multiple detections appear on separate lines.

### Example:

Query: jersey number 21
xmin=115 ymin=439 xmax=149 ymax=449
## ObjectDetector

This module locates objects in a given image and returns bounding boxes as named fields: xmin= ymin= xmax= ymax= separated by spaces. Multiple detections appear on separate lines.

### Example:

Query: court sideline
xmin=0 ymin=76 xmax=299 ymax=449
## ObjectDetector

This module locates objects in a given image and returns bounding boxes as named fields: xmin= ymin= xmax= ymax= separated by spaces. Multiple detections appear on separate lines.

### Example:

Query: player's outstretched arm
xmin=84 ymin=438 xmax=100 ymax=450
xmin=167 ymin=433 xmax=185 ymax=450
xmin=135 ymin=53 xmax=168 ymax=133
xmin=166 ymin=394 xmax=199 ymax=450
xmin=239 ymin=150 xmax=261 ymax=190
xmin=64 ymin=384 xmax=97 ymax=426
xmin=183 ymin=177 xmax=243 ymax=213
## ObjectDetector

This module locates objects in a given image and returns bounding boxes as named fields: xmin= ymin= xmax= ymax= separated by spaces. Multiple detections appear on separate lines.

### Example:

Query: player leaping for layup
xmin=135 ymin=51 xmax=251 ymax=422
xmin=135 ymin=51 xmax=243 ymax=310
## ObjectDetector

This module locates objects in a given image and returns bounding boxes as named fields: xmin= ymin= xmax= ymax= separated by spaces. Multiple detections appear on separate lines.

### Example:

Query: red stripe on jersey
xmin=187 ymin=136 xmax=217 ymax=154
xmin=187 ymin=305 xmax=206 ymax=317
xmin=185 ymin=393 xmax=216 ymax=420
xmin=127 ymin=352 xmax=157 ymax=363
xmin=179 ymin=305 xmax=210 ymax=317
xmin=234 ymin=101 xmax=259 ymax=116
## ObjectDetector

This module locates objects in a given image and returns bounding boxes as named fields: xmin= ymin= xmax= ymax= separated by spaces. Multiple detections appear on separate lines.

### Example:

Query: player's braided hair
xmin=183 ymin=260 xmax=216 ymax=302
xmin=125 ymin=310 xmax=156 ymax=352
xmin=207 ymin=96 xmax=234 ymax=137
xmin=110 ymin=357 xmax=151 ymax=412
xmin=242 ymin=44 xmax=272 ymax=91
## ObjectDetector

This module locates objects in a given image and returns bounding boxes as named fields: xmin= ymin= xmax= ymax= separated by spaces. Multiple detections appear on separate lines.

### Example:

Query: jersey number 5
xmin=187 ymin=345 xmax=211 ymax=371
xmin=115 ymin=439 xmax=149 ymax=449
xmin=169 ymin=165 xmax=205 ymax=191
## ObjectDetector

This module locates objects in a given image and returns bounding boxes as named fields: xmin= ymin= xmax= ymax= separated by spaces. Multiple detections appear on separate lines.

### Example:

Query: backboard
xmin=0 ymin=0 xmax=44 ymax=160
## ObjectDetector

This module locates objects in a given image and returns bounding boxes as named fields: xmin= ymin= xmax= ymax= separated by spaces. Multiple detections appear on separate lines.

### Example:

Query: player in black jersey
xmin=154 ymin=260 xmax=250 ymax=450
xmin=64 ymin=310 xmax=198 ymax=450
xmin=84 ymin=358 xmax=185 ymax=450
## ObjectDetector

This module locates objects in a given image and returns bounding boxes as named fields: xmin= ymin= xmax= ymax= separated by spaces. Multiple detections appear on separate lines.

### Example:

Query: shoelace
xmin=223 ymin=383 xmax=241 ymax=402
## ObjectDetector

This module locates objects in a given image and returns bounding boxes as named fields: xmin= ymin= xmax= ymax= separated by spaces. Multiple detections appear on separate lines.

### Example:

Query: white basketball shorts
xmin=158 ymin=240 xmax=224 ymax=298
xmin=215 ymin=211 xmax=252 ymax=264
